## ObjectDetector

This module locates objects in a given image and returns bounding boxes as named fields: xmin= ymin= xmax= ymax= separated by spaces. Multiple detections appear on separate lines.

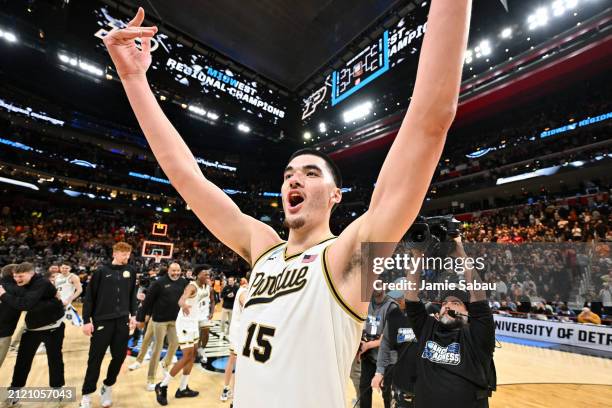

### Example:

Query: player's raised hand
xmin=102 ymin=7 xmax=158 ymax=79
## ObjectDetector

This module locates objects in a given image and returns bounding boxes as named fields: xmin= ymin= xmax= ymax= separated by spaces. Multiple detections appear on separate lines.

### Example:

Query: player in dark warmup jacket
xmin=79 ymin=242 xmax=138 ymax=408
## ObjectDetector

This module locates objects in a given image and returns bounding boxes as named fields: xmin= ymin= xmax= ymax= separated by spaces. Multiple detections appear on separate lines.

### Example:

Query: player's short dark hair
xmin=288 ymin=148 xmax=342 ymax=188
xmin=15 ymin=262 xmax=35 ymax=274
xmin=194 ymin=264 xmax=212 ymax=275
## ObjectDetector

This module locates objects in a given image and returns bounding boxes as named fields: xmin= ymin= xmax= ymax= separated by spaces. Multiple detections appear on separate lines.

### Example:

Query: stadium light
xmin=58 ymin=53 xmax=103 ymax=76
xmin=566 ymin=0 xmax=579 ymax=9
xmin=479 ymin=40 xmax=492 ymax=56
xmin=465 ymin=50 xmax=473 ymax=64
xmin=528 ymin=8 xmax=549 ymax=30
xmin=206 ymin=112 xmax=219 ymax=120
xmin=342 ymin=101 xmax=373 ymax=123
xmin=500 ymin=27 xmax=512 ymax=38
xmin=188 ymin=105 xmax=207 ymax=116
xmin=0 ymin=30 xmax=18 ymax=43
xmin=552 ymin=0 xmax=566 ymax=16
xmin=318 ymin=123 xmax=327 ymax=133
xmin=237 ymin=123 xmax=251 ymax=133
xmin=0 ymin=176 xmax=39 ymax=191
xmin=303 ymin=132 xmax=312 ymax=140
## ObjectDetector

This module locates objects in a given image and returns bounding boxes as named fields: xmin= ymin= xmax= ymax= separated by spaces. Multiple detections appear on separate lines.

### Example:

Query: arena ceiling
xmin=110 ymin=0 xmax=413 ymax=91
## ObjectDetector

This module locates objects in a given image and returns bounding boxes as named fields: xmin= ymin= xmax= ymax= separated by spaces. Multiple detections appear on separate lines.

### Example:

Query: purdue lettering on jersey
xmin=245 ymin=266 xmax=308 ymax=307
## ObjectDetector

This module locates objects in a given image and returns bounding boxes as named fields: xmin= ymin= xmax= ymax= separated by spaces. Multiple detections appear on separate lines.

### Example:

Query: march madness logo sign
xmin=421 ymin=341 xmax=461 ymax=365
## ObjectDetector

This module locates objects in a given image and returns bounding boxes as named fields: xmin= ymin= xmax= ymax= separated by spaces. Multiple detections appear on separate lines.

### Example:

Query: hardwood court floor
xmin=1 ymin=310 xmax=610 ymax=407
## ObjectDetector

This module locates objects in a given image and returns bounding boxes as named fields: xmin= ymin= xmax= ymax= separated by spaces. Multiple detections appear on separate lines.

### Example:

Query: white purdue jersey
xmin=55 ymin=273 xmax=76 ymax=304
xmin=177 ymin=281 xmax=207 ymax=323
xmin=198 ymin=284 xmax=212 ymax=321
xmin=234 ymin=237 xmax=364 ymax=408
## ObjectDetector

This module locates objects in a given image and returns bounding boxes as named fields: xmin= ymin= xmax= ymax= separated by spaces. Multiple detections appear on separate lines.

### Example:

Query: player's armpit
xmin=326 ymin=216 xmax=370 ymax=318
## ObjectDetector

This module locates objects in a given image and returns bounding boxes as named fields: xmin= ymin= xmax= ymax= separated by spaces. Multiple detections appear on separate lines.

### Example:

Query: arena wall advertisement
xmin=494 ymin=315 xmax=612 ymax=352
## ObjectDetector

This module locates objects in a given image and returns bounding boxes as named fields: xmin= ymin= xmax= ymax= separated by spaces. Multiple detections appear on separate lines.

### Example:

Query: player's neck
xmin=286 ymin=222 xmax=333 ymax=255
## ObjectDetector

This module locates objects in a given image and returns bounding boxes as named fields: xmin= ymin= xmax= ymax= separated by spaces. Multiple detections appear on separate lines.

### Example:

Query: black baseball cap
xmin=441 ymin=289 xmax=469 ymax=305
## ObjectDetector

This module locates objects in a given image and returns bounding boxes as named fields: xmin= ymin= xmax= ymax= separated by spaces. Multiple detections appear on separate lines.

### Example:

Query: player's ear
xmin=330 ymin=187 xmax=342 ymax=205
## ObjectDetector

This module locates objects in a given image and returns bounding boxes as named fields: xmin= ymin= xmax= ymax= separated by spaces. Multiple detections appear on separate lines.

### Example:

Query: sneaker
xmin=147 ymin=383 xmax=156 ymax=392
xmin=154 ymin=383 xmax=168 ymax=406
xmin=197 ymin=347 xmax=208 ymax=364
xmin=175 ymin=386 xmax=199 ymax=398
xmin=100 ymin=384 xmax=112 ymax=408
xmin=128 ymin=361 xmax=142 ymax=371
xmin=78 ymin=396 xmax=91 ymax=408
xmin=53 ymin=396 xmax=65 ymax=408
xmin=220 ymin=386 xmax=232 ymax=401
xmin=3 ymin=399 xmax=21 ymax=407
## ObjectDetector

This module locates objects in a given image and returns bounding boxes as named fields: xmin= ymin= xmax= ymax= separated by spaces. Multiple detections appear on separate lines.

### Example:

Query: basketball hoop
xmin=142 ymin=241 xmax=174 ymax=264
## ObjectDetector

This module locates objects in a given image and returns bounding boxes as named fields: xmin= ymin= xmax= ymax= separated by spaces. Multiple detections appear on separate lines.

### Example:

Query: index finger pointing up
xmin=127 ymin=7 xmax=145 ymax=28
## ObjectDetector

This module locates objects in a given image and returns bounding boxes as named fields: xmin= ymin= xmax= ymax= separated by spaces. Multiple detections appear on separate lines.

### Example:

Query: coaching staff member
xmin=405 ymin=237 xmax=496 ymax=408
xmin=80 ymin=242 xmax=137 ymax=408
xmin=139 ymin=262 xmax=187 ymax=388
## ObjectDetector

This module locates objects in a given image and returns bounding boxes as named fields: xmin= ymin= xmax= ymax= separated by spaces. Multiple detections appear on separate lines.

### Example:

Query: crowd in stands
xmin=1 ymin=184 xmax=610 ymax=323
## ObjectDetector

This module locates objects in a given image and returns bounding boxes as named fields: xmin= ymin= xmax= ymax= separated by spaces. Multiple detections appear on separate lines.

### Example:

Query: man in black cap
xmin=405 ymin=238 xmax=496 ymax=408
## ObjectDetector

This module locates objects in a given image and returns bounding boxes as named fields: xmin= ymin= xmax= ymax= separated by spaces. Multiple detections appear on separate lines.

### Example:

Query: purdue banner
xmin=494 ymin=315 xmax=612 ymax=352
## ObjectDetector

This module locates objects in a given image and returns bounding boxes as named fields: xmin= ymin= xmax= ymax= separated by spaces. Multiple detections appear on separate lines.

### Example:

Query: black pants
xmin=82 ymin=316 xmax=129 ymax=395
xmin=359 ymin=357 xmax=392 ymax=408
xmin=11 ymin=323 xmax=65 ymax=388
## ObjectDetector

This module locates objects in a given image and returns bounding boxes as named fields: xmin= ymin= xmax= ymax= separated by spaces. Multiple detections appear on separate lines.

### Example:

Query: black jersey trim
xmin=321 ymin=246 xmax=366 ymax=323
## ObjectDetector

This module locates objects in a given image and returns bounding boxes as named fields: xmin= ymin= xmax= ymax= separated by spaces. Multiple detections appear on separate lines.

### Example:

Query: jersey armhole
xmin=321 ymin=245 xmax=366 ymax=324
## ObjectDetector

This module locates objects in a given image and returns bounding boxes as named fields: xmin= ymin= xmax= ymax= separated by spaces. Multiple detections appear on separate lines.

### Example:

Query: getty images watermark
xmin=359 ymin=242 xmax=600 ymax=302
xmin=371 ymin=252 xmax=492 ymax=292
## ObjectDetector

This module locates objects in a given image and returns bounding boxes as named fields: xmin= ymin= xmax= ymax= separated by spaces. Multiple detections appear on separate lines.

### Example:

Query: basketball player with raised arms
xmin=102 ymin=0 xmax=472 ymax=406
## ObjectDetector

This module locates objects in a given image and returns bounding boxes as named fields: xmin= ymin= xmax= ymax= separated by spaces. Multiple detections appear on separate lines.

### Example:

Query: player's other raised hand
xmin=102 ymin=7 xmax=157 ymax=79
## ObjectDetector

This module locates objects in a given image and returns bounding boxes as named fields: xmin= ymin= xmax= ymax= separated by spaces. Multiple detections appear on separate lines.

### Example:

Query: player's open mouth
xmin=287 ymin=191 xmax=305 ymax=213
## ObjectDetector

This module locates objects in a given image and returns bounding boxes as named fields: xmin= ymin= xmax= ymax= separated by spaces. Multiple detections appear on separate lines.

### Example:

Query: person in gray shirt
xmin=358 ymin=288 xmax=397 ymax=408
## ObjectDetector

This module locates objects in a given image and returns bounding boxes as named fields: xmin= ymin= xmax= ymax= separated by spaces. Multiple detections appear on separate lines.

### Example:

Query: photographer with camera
xmin=358 ymin=288 xmax=397 ymax=408
xmin=404 ymin=225 xmax=496 ymax=408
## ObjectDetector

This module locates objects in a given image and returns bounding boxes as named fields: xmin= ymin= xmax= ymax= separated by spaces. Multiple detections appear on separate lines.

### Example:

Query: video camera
xmin=404 ymin=215 xmax=461 ymax=256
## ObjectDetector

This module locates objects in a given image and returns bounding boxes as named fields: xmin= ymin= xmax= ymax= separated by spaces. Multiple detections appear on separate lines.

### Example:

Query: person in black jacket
xmin=79 ymin=242 xmax=137 ymax=408
xmin=0 ymin=262 xmax=66 ymax=399
xmin=405 ymin=238 xmax=496 ymax=408
xmin=136 ymin=262 xmax=187 ymax=390
xmin=219 ymin=276 xmax=238 ymax=337
xmin=373 ymin=279 xmax=419 ymax=408
xmin=0 ymin=264 xmax=19 ymax=369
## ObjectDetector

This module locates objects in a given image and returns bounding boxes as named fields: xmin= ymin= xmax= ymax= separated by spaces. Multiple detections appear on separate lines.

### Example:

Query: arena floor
xmin=1 ymin=306 xmax=610 ymax=408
